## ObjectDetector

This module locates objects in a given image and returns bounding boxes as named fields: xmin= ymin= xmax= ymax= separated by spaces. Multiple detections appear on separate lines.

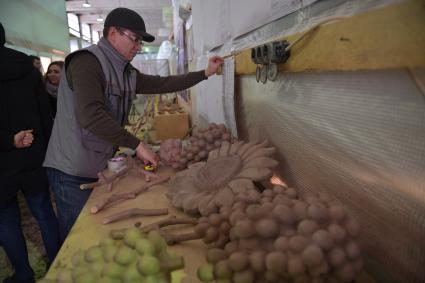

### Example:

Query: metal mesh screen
xmin=235 ymin=69 xmax=425 ymax=283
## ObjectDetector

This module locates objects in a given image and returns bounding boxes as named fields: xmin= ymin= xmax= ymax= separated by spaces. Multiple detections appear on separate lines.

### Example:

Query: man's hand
xmin=136 ymin=142 xmax=158 ymax=167
xmin=14 ymin=130 xmax=34 ymax=148
xmin=205 ymin=56 xmax=224 ymax=77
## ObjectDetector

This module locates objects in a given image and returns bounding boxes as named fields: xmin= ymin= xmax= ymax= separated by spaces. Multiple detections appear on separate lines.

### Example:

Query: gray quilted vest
xmin=43 ymin=42 xmax=137 ymax=178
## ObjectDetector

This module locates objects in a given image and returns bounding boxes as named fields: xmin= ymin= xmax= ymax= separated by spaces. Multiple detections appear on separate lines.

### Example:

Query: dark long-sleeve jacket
xmin=0 ymin=46 xmax=53 ymax=179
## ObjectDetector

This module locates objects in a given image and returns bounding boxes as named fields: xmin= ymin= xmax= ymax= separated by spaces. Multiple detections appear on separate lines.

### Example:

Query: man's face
xmin=33 ymin=59 xmax=42 ymax=70
xmin=108 ymin=27 xmax=142 ymax=61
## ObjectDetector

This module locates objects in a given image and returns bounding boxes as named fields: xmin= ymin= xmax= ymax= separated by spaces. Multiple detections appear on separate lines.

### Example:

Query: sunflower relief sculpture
xmin=167 ymin=140 xmax=278 ymax=216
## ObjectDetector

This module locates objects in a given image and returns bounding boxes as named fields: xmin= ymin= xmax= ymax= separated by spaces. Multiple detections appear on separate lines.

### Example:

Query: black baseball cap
xmin=104 ymin=7 xmax=155 ymax=42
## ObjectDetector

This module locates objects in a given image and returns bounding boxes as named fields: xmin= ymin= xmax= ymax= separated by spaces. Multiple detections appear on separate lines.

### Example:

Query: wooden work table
xmin=44 ymin=167 xmax=205 ymax=283
xmin=44 ymin=166 xmax=377 ymax=283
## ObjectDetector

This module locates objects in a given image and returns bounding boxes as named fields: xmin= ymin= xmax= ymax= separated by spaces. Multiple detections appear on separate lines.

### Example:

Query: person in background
xmin=0 ymin=22 xmax=60 ymax=283
xmin=28 ymin=55 xmax=42 ymax=74
xmin=44 ymin=61 xmax=64 ymax=117
xmin=43 ymin=7 xmax=224 ymax=241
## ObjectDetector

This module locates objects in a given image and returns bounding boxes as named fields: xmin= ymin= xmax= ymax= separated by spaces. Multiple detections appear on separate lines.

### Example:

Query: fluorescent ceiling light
xmin=82 ymin=0 xmax=91 ymax=8
xmin=96 ymin=16 xmax=103 ymax=22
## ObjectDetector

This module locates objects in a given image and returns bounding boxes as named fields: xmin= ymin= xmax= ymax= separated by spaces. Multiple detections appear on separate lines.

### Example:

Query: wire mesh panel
xmin=236 ymin=69 xmax=425 ymax=283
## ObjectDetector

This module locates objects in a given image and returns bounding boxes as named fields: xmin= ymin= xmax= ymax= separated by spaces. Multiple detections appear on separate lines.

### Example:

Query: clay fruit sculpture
xmin=169 ymin=123 xmax=234 ymax=170
xmin=46 ymin=228 xmax=184 ymax=283
xmin=195 ymin=186 xmax=363 ymax=283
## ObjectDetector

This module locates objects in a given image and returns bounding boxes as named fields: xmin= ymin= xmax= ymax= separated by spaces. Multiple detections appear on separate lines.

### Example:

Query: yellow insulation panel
xmin=235 ymin=0 xmax=425 ymax=74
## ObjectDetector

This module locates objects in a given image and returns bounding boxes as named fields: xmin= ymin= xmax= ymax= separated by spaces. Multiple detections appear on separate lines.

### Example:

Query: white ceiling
xmin=65 ymin=0 xmax=173 ymax=46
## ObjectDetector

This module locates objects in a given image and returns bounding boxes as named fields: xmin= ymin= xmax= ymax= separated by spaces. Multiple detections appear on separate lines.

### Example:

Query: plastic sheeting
xmin=191 ymin=0 xmax=320 ymax=54
xmin=235 ymin=69 xmax=425 ymax=283
xmin=131 ymin=58 xmax=170 ymax=110
xmin=193 ymin=56 xmax=237 ymax=137
xmin=131 ymin=58 xmax=170 ymax=77
xmin=231 ymin=0 xmax=401 ymax=53
xmin=195 ymin=55 xmax=227 ymax=125
xmin=192 ymin=0 xmax=402 ymax=141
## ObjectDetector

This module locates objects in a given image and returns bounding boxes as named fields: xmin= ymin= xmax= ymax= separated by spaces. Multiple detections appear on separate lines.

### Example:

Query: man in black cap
xmin=43 ymin=7 xmax=224 ymax=240
xmin=0 ymin=22 xmax=61 ymax=283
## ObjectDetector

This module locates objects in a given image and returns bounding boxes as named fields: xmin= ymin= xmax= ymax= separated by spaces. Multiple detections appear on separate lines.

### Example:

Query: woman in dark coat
xmin=0 ymin=22 xmax=60 ymax=283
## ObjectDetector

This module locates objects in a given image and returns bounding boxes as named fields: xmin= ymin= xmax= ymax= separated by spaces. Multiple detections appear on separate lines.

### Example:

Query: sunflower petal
xmin=187 ymin=161 xmax=206 ymax=170
xmin=219 ymin=141 xmax=231 ymax=157
xmin=175 ymin=167 xmax=191 ymax=178
xmin=241 ymin=140 xmax=269 ymax=159
xmin=235 ymin=167 xmax=273 ymax=181
xmin=202 ymin=197 xmax=218 ymax=216
xmin=168 ymin=176 xmax=197 ymax=194
xmin=184 ymin=204 xmax=201 ymax=215
xmin=175 ymin=162 xmax=205 ymax=178
xmin=197 ymin=192 xmax=215 ymax=214
xmin=243 ymin=147 xmax=276 ymax=162
xmin=172 ymin=191 xmax=191 ymax=209
xmin=236 ymin=142 xmax=255 ymax=157
xmin=208 ymin=148 xmax=220 ymax=161
xmin=182 ymin=192 xmax=208 ymax=215
xmin=244 ymin=157 xmax=278 ymax=169
xmin=227 ymin=178 xmax=255 ymax=194
xmin=214 ymin=187 xmax=235 ymax=208
xmin=229 ymin=141 xmax=244 ymax=156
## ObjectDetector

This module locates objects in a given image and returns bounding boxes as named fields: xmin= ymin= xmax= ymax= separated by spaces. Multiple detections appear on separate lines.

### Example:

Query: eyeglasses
xmin=117 ymin=28 xmax=143 ymax=45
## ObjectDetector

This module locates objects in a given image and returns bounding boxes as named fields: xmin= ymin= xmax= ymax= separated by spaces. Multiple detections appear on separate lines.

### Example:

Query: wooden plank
xmin=44 ymin=168 xmax=205 ymax=283
xmin=235 ymin=0 xmax=425 ymax=75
